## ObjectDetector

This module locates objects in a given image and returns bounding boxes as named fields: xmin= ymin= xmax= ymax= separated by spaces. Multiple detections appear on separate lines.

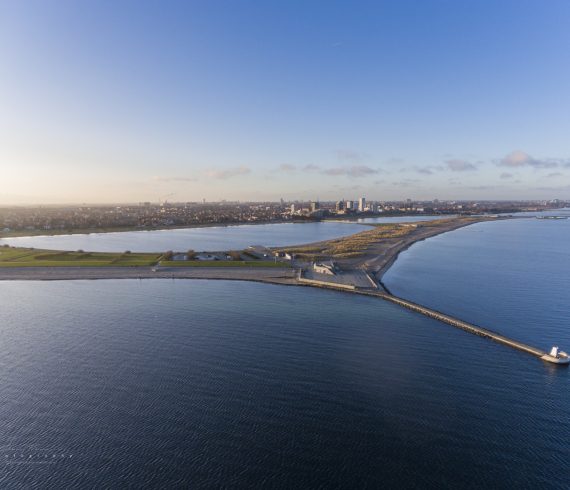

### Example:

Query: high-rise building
xmin=346 ymin=200 xmax=354 ymax=211
xmin=290 ymin=204 xmax=296 ymax=214
xmin=310 ymin=201 xmax=320 ymax=213
xmin=358 ymin=197 xmax=366 ymax=212
xmin=335 ymin=200 xmax=345 ymax=212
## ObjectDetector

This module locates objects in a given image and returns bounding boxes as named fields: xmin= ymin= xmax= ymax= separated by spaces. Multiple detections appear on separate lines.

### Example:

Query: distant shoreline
xmin=0 ymin=208 xmax=561 ymax=240
xmin=0 ymin=212 xmax=465 ymax=239
xmin=0 ymin=219 xmax=297 ymax=239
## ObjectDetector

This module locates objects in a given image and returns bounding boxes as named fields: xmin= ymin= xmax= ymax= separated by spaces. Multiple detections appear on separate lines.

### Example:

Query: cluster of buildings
xmin=290 ymin=197 xmax=381 ymax=218
xmin=334 ymin=197 xmax=378 ymax=214
xmin=0 ymin=202 xmax=288 ymax=233
xmin=290 ymin=197 xmax=422 ymax=218
xmin=288 ymin=198 xmax=567 ymax=219
xmin=0 ymin=199 xmax=565 ymax=234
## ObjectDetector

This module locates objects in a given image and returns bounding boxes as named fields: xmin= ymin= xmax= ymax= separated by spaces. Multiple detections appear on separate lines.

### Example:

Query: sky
xmin=1 ymin=0 xmax=570 ymax=204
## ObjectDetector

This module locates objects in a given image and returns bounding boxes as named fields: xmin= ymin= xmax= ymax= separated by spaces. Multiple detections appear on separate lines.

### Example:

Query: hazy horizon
xmin=0 ymin=198 xmax=563 ymax=208
xmin=2 ymin=1 xmax=570 ymax=204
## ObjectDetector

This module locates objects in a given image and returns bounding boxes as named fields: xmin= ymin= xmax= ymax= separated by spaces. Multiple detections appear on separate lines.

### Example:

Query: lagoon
xmin=0 ymin=215 xmax=449 ymax=252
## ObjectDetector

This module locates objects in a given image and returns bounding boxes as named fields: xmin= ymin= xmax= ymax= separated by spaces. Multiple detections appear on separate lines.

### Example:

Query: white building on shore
xmin=313 ymin=260 xmax=337 ymax=275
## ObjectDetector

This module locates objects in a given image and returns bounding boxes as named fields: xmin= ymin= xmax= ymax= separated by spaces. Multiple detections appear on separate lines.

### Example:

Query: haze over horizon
xmin=1 ymin=0 xmax=570 ymax=205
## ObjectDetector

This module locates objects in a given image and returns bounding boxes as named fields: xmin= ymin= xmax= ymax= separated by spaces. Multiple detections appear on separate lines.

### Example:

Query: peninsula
xmin=1 ymin=215 xmax=565 ymax=365
xmin=0 ymin=216 xmax=497 ymax=282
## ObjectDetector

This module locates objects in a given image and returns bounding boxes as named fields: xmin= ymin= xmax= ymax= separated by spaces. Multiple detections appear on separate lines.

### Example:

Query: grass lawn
xmin=0 ymin=247 xmax=161 ymax=267
xmin=0 ymin=247 xmax=290 ymax=268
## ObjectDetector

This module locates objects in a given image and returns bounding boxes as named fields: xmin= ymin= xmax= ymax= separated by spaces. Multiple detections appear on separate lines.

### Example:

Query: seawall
xmin=378 ymin=293 xmax=547 ymax=358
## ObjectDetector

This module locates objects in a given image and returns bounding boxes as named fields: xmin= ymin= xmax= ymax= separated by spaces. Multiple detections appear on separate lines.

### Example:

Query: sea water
xmin=0 ymin=217 xmax=568 ymax=488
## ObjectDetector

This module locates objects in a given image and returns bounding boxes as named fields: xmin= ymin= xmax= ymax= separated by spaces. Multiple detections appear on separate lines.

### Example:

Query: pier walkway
xmin=296 ymin=274 xmax=558 ymax=363
xmin=377 ymin=293 xmax=548 ymax=358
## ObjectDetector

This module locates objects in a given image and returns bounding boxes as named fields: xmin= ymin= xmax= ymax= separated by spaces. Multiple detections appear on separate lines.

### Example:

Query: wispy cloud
xmin=322 ymin=165 xmax=379 ymax=178
xmin=500 ymin=172 xmax=514 ymax=179
xmin=416 ymin=168 xmax=434 ymax=175
xmin=400 ymin=164 xmax=443 ymax=175
xmin=546 ymin=172 xmax=563 ymax=178
xmin=445 ymin=159 xmax=477 ymax=172
xmin=204 ymin=166 xmax=251 ymax=180
xmin=335 ymin=149 xmax=369 ymax=163
xmin=277 ymin=163 xmax=297 ymax=172
xmin=334 ymin=184 xmax=363 ymax=191
xmin=497 ymin=150 xmax=559 ymax=169
xmin=153 ymin=176 xmax=198 ymax=182
xmin=536 ymin=184 xmax=570 ymax=191
xmin=274 ymin=163 xmax=322 ymax=173
xmin=391 ymin=178 xmax=420 ymax=187
xmin=468 ymin=185 xmax=502 ymax=190
xmin=385 ymin=157 xmax=405 ymax=165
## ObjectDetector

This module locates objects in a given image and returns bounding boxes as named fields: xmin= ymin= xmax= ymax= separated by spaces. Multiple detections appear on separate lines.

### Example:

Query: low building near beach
xmin=313 ymin=260 xmax=337 ymax=275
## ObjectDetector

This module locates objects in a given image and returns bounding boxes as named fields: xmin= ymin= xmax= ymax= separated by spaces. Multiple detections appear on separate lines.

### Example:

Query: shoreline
xmin=326 ymin=216 xmax=509 ymax=278
xmin=2 ymin=216 xmax=566 ymax=365
xmin=0 ymin=218 xmax=363 ymax=240
xmin=0 ymin=217 xmax=503 ymax=282
xmin=0 ymin=212 xmax=502 ymax=240
xmin=373 ymin=218 xmax=487 ymax=281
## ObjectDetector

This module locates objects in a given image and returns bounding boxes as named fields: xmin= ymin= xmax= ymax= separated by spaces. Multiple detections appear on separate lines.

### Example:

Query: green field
xmin=0 ymin=247 xmax=161 ymax=267
xmin=0 ymin=247 xmax=290 ymax=268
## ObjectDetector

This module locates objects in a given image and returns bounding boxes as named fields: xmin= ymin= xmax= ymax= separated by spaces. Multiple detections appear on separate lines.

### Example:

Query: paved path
xmin=302 ymin=269 xmax=375 ymax=288
xmin=0 ymin=266 xmax=298 ymax=285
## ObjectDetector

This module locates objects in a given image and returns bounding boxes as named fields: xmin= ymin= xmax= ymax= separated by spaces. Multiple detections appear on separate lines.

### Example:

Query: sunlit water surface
xmin=0 ymin=216 xmax=568 ymax=488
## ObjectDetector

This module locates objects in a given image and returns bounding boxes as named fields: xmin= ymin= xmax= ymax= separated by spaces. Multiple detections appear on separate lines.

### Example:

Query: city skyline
xmin=2 ymin=1 xmax=570 ymax=204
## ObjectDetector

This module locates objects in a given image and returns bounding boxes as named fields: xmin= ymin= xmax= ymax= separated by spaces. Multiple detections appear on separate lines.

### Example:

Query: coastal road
xmin=0 ymin=266 xmax=298 ymax=285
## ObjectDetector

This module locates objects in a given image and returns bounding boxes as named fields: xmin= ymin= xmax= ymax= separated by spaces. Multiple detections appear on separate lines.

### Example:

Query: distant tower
xmin=335 ymin=200 xmax=345 ymax=212
xmin=290 ymin=204 xmax=296 ymax=214
xmin=310 ymin=201 xmax=320 ymax=213
xmin=358 ymin=197 xmax=366 ymax=212
xmin=346 ymin=200 xmax=354 ymax=211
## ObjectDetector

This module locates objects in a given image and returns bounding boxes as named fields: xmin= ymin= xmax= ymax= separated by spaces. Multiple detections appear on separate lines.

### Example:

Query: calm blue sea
xmin=383 ymin=216 xmax=570 ymax=349
xmin=0 ymin=216 xmax=569 ymax=488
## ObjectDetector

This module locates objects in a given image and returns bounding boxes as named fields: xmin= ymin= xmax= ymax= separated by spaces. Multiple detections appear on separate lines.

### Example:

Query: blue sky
xmin=1 ymin=0 xmax=569 ymax=203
